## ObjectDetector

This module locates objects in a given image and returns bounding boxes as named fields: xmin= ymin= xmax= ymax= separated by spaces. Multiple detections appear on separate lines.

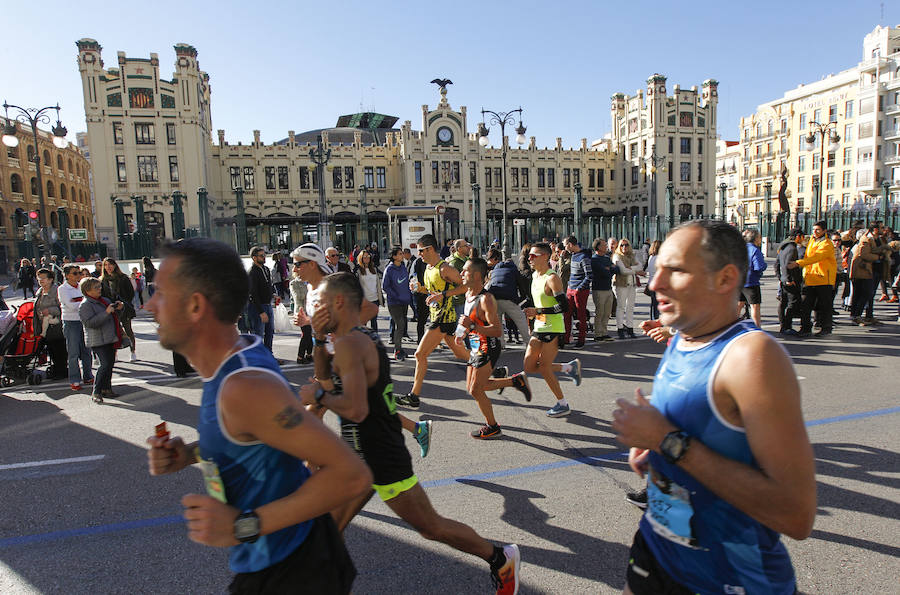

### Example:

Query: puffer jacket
xmin=79 ymin=296 xmax=119 ymax=347
xmin=795 ymin=236 xmax=836 ymax=286
xmin=849 ymin=237 xmax=879 ymax=280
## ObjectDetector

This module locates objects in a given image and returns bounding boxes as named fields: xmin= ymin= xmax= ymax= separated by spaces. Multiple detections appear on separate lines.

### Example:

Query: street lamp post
xmin=478 ymin=107 xmax=527 ymax=258
xmin=573 ymin=182 xmax=583 ymax=241
xmin=805 ymin=121 xmax=841 ymax=221
xmin=358 ymin=184 xmax=369 ymax=247
xmin=717 ymin=182 xmax=728 ymax=220
xmin=2 ymin=101 xmax=69 ymax=257
xmin=641 ymin=151 xmax=667 ymax=218
xmin=763 ymin=182 xmax=773 ymax=241
xmin=171 ymin=191 xmax=186 ymax=240
xmin=471 ymin=183 xmax=481 ymax=252
xmin=309 ymin=134 xmax=332 ymax=249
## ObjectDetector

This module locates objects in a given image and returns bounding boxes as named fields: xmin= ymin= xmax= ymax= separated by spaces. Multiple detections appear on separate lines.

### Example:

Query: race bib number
xmin=645 ymin=464 xmax=699 ymax=548
xmin=468 ymin=335 xmax=481 ymax=354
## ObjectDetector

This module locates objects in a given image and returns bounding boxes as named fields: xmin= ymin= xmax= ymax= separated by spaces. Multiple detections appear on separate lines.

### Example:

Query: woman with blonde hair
xmin=355 ymin=250 xmax=381 ymax=331
xmin=612 ymin=238 xmax=644 ymax=338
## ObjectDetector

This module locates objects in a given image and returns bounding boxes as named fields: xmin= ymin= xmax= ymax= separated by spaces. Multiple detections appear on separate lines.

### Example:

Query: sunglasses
xmin=527 ymin=252 xmax=543 ymax=260
xmin=620 ymin=243 xmax=630 ymax=247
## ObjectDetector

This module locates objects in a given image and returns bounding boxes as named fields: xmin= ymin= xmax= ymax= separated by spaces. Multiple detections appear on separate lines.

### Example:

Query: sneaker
xmin=394 ymin=350 xmax=405 ymax=361
xmin=471 ymin=423 xmax=502 ymax=439
xmin=625 ymin=488 xmax=648 ymax=510
xmin=91 ymin=394 xmax=104 ymax=404
xmin=574 ymin=340 xmax=585 ymax=348
xmin=626 ymin=327 xmax=636 ymax=338
xmin=546 ymin=401 xmax=571 ymax=417
xmin=395 ymin=392 xmax=420 ymax=408
xmin=565 ymin=359 xmax=582 ymax=386
xmin=491 ymin=544 xmax=520 ymax=595
xmin=415 ymin=420 xmax=432 ymax=458
xmin=493 ymin=366 xmax=509 ymax=395
xmin=617 ymin=328 xmax=626 ymax=339
xmin=129 ymin=352 xmax=138 ymax=362
xmin=70 ymin=383 xmax=82 ymax=391
xmin=780 ymin=328 xmax=799 ymax=336
xmin=796 ymin=330 xmax=811 ymax=338
xmin=592 ymin=335 xmax=602 ymax=342
xmin=600 ymin=335 xmax=614 ymax=342
xmin=511 ymin=372 xmax=532 ymax=402
xmin=83 ymin=378 xmax=94 ymax=386
xmin=814 ymin=329 xmax=832 ymax=337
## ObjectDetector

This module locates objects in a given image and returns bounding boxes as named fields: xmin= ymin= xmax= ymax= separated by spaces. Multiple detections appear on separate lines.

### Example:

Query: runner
xmin=522 ymin=243 xmax=582 ymax=417
xmin=457 ymin=258 xmax=532 ymax=439
xmin=144 ymin=238 xmax=370 ymax=594
xmin=291 ymin=243 xmax=433 ymax=457
xmin=299 ymin=272 xmax=521 ymax=594
xmin=612 ymin=220 xmax=816 ymax=594
xmin=396 ymin=233 xmax=470 ymax=408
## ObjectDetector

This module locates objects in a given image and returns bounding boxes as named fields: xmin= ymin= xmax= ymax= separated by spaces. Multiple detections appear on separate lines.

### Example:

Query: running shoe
xmin=130 ymin=352 xmax=138 ymax=362
xmin=546 ymin=401 xmax=571 ymax=417
xmin=493 ymin=366 xmax=509 ymax=395
xmin=491 ymin=543 xmax=521 ymax=595
xmin=70 ymin=383 xmax=82 ymax=391
xmin=565 ymin=358 xmax=582 ymax=386
xmin=395 ymin=392 xmax=420 ymax=408
xmin=83 ymin=378 xmax=94 ymax=385
xmin=625 ymin=488 xmax=648 ymax=510
xmin=511 ymin=372 xmax=532 ymax=402
xmin=415 ymin=420 xmax=432 ymax=458
xmin=471 ymin=423 xmax=502 ymax=439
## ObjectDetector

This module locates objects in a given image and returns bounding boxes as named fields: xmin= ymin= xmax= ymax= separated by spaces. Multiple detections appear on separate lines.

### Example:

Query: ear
xmin=715 ymin=263 xmax=741 ymax=296
xmin=185 ymin=291 xmax=206 ymax=322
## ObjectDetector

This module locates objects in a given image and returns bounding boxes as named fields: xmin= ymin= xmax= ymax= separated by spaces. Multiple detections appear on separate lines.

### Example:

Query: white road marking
xmin=0 ymin=454 xmax=105 ymax=471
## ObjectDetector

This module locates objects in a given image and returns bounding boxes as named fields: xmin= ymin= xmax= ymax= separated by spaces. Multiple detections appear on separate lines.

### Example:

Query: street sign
xmin=513 ymin=218 xmax=525 ymax=226
xmin=68 ymin=228 xmax=88 ymax=241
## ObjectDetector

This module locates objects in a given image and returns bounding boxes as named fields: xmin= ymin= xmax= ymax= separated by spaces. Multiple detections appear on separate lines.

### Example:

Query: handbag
xmin=45 ymin=322 xmax=64 ymax=342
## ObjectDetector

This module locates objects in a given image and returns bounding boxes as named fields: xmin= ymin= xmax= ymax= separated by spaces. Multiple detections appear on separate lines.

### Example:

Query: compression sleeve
xmin=536 ymin=293 xmax=569 ymax=314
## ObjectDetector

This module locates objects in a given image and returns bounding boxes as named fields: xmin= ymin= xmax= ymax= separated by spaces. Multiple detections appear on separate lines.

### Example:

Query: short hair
xmin=36 ymin=267 xmax=53 ymax=280
xmin=79 ymin=277 xmax=101 ymax=295
xmin=418 ymin=234 xmax=438 ymax=249
xmin=250 ymin=245 xmax=265 ymax=258
xmin=160 ymin=238 xmax=249 ymax=324
xmin=403 ymin=248 xmax=412 ymax=255
xmin=787 ymin=228 xmax=804 ymax=239
xmin=564 ymin=235 xmax=578 ymax=246
xmin=868 ymin=223 xmax=880 ymax=233
xmin=487 ymin=248 xmax=503 ymax=261
xmin=591 ymin=238 xmax=606 ymax=251
xmin=813 ymin=220 xmax=826 ymax=229
xmin=63 ymin=264 xmax=80 ymax=276
xmin=321 ymin=272 xmax=363 ymax=310
xmin=742 ymin=229 xmax=759 ymax=244
xmin=454 ymin=238 xmax=468 ymax=250
xmin=390 ymin=246 xmax=403 ymax=259
xmin=466 ymin=257 xmax=488 ymax=280
xmin=674 ymin=220 xmax=748 ymax=288
xmin=532 ymin=242 xmax=552 ymax=256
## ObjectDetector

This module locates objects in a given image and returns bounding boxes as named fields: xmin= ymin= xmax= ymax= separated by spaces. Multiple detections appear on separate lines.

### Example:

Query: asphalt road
xmin=1 ymin=276 xmax=898 ymax=594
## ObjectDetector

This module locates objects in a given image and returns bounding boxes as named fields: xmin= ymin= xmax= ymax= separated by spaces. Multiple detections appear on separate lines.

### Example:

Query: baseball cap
xmin=291 ymin=243 xmax=331 ymax=274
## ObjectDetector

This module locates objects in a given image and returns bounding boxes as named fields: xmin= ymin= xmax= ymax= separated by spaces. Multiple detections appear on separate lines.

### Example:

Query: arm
xmin=578 ymin=253 xmax=593 ymax=290
xmin=613 ymin=255 xmax=635 ymax=275
xmin=79 ymin=302 xmax=113 ymax=329
xmin=439 ymin=263 xmax=467 ymax=297
xmin=477 ymin=293 xmax=504 ymax=338
xmin=795 ymin=243 xmax=828 ymax=267
xmin=301 ymin=334 xmax=371 ymax=422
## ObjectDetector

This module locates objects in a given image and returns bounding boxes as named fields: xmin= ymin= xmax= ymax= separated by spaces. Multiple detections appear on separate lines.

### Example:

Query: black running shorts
xmin=427 ymin=320 xmax=457 ymax=335
xmin=739 ymin=285 xmax=762 ymax=305
xmin=533 ymin=332 xmax=563 ymax=344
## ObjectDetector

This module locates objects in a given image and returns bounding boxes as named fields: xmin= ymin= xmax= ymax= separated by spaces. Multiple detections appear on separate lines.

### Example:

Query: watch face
xmin=437 ymin=127 xmax=452 ymax=144
xmin=234 ymin=515 xmax=259 ymax=539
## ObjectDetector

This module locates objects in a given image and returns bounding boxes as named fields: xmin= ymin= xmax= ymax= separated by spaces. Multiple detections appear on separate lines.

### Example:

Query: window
xmin=376 ymin=166 xmax=386 ymax=188
xmin=440 ymin=161 xmax=450 ymax=186
xmin=494 ymin=167 xmax=502 ymax=188
xmin=573 ymin=168 xmax=580 ymax=185
xmin=5 ymin=145 xmax=17 ymax=160
xmin=511 ymin=168 xmax=519 ymax=188
xmin=844 ymin=124 xmax=853 ymax=142
xmin=587 ymin=169 xmax=594 ymax=188
xmin=845 ymin=100 xmax=854 ymax=118
xmin=113 ymin=122 xmax=123 ymax=144
xmin=56 ymin=154 xmax=63 ymax=170
xmin=598 ymin=169 xmax=604 ymax=188
xmin=811 ymin=174 xmax=820 ymax=189
xmin=563 ymin=168 xmax=571 ymax=188
xmin=137 ymin=155 xmax=158 ymax=182
xmin=680 ymin=138 xmax=691 ymax=154
xmin=630 ymin=142 xmax=638 ymax=159
xmin=780 ymin=119 xmax=788 ymax=133
xmin=800 ymin=114 xmax=807 ymax=130
xmin=169 ymin=156 xmax=179 ymax=182
xmin=166 ymin=123 xmax=176 ymax=145
xmin=668 ymin=162 xmax=673 ymax=182
xmin=827 ymin=151 xmax=836 ymax=167
xmin=858 ymin=149 xmax=873 ymax=163
xmin=265 ymin=167 xmax=276 ymax=190
xmin=484 ymin=167 xmax=492 ymax=188
xmin=243 ymin=166 xmax=255 ymax=190
xmin=116 ymin=156 xmax=127 ymax=182
xmin=780 ymin=138 xmax=787 ymax=153
xmin=469 ymin=162 xmax=476 ymax=184
xmin=452 ymin=161 xmax=460 ymax=184
xmin=843 ymin=147 xmax=853 ymax=165
xmin=432 ymin=161 xmax=439 ymax=185
xmin=813 ymin=109 xmax=821 ymax=123
xmin=364 ymin=166 xmax=374 ymax=188
xmin=668 ymin=137 xmax=674 ymax=153
xmin=332 ymin=167 xmax=342 ymax=189
xmin=698 ymin=162 xmax=703 ymax=182
xmin=756 ymin=145 xmax=761 ymax=157
xmin=698 ymin=139 xmax=703 ymax=154
xmin=311 ymin=167 xmax=318 ymax=190
xmin=9 ymin=173 xmax=22 ymax=193
xmin=680 ymin=162 xmax=690 ymax=182
xmin=521 ymin=167 xmax=528 ymax=188
xmin=278 ymin=166 xmax=289 ymax=189
xmin=829 ymin=104 xmax=838 ymax=123
xmin=344 ymin=166 xmax=354 ymax=189
xmin=812 ymin=153 xmax=820 ymax=170
xmin=631 ymin=166 xmax=639 ymax=186
xmin=298 ymin=167 xmax=309 ymax=190
xmin=134 ymin=123 xmax=155 ymax=144
xmin=842 ymin=170 xmax=852 ymax=188
xmin=547 ymin=167 xmax=555 ymax=188
xmin=826 ymin=172 xmax=835 ymax=189
xmin=538 ymin=168 xmax=546 ymax=188
xmin=679 ymin=112 xmax=693 ymax=127
xmin=414 ymin=161 xmax=422 ymax=184
xmin=860 ymin=96 xmax=874 ymax=115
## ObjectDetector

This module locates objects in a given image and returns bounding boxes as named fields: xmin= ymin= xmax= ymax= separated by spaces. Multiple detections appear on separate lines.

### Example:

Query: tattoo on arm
xmin=274 ymin=406 xmax=304 ymax=429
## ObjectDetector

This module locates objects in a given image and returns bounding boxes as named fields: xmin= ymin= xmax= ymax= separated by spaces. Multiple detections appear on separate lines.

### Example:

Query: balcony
xmin=885 ymin=104 xmax=900 ymax=115
xmin=10 ymin=192 xmax=24 ymax=202
xmin=884 ymin=128 xmax=900 ymax=140
xmin=7 ymin=158 xmax=20 ymax=168
xmin=884 ymin=154 xmax=900 ymax=166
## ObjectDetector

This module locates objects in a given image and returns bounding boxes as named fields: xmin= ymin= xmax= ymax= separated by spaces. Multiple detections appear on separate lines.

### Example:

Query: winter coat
xmin=613 ymin=252 xmax=641 ymax=287
xmin=745 ymin=243 xmax=768 ymax=287
xmin=79 ymin=296 xmax=119 ymax=347
xmin=776 ymin=241 xmax=802 ymax=285
xmin=795 ymin=236 xmax=836 ymax=287
xmin=567 ymin=249 xmax=594 ymax=291
xmin=487 ymin=261 xmax=522 ymax=302
xmin=849 ymin=236 xmax=880 ymax=280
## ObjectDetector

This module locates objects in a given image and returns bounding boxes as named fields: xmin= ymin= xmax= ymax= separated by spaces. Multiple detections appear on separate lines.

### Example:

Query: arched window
xmin=47 ymin=180 xmax=55 ymax=198
xmin=73 ymin=214 xmax=80 ymax=228
xmin=767 ymin=120 xmax=774 ymax=135
xmin=57 ymin=154 xmax=63 ymax=169
xmin=30 ymin=177 xmax=38 ymax=196
xmin=6 ymin=144 xmax=18 ymax=160
xmin=43 ymin=150 xmax=51 ymax=166
xmin=50 ymin=211 xmax=59 ymax=229
xmin=10 ymin=174 xmax=22 ymax=193
xmin=68 ymin=159 xmax=73 ymax=173
xmin=60 ymin=185 xmax=67 ymax=201
xmin=26 ymin=145 xmax=35 ymax=161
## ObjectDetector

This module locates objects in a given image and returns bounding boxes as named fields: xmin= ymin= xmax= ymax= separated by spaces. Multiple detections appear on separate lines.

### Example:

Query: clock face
xmin=437 ymin=126 xmax=453 ymax=144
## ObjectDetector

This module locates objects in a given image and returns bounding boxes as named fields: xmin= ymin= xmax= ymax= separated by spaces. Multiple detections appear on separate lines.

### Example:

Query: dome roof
xmin=276 ymin=112 xmax=400 ymax=147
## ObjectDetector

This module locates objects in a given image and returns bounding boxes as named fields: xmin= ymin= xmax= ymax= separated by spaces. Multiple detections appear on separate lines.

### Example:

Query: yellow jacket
xmin=796 ymin=236 xmax=836 ymax=286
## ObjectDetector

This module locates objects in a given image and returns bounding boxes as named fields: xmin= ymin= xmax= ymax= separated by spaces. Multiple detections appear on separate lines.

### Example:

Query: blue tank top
xmin=197 ymin=334 xmax=312 ymax=573
xmin=641 ymin=320 xmax=796 ymax=594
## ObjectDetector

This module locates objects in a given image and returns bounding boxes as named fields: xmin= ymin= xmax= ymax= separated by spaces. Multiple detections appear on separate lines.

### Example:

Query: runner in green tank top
xmin=523 ymin=242 xmax=582 ymax=417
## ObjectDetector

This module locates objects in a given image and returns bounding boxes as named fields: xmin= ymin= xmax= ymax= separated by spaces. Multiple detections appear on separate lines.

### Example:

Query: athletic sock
xmin=557 ymin=398 xmax=569 ymax=407
xmin=488 ymin=544 xmax=505 ymax=570
xmin=561 ymin=363 xmax=573 ymax=374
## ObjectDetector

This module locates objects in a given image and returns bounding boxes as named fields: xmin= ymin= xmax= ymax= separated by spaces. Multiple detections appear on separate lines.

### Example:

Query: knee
xmin=523 ymin=359 xmax=539 ymax=374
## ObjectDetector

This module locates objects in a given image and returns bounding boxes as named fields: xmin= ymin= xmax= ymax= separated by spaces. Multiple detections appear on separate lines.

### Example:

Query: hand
xmin=259 ymin=312 xmax=269 ymax=324
xmin=646 ymin=326 xmax=671 ymax=343
xmin=311 ymin=305 xmax=330 ymax=337
xmin=786 ymin=262 xmax=798 ymax=269
xmin=105 ymin=305 xmax=116 ymax=314
xmin=523 ymin=307 xmax=537 ymax=319
xmin=293 ymin=309 xmax=310 ymax=327
xmin=454 ymin=334 xmax=464 ymax=345
xmin=298 ymin=382 xmax=320 ymax=407
xmin=639 ymin=319 xmax=661 ymax=333
xmin=628 ymin=447 xmax=650 ymax=478
xmin=181 ymin=494 xmax=240 ymax=547
xmin=612 ymin=388 xmax=676 ymax=451
xmin=147 ymin=435 xmax=194 ymax=475
xmin=425 ymin=292 xmax=442 ymax=305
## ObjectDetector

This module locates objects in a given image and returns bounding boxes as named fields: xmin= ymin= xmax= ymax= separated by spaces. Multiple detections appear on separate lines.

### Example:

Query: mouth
xmin=656 ymin=296 xmax=673 ymax=312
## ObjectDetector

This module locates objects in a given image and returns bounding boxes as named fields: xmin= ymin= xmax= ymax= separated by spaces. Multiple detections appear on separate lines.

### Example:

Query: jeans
xmin=495 ymin=298 xmax=530 ymax=345
xmin=297 ymin=325 xmax=312 ymax=359
xmin=801 ymin=284 xmax=832 ymax=332
xmin=91 ymin=343 xmax=116 ymax=394
xmin=779 ymin=283 xmax=803 ymax=331
xmin=63 ymin=320 xmax=93 ymax=384
xmin=250 ymin=303 xmax=275 ymax=351
xmin=591 ymin=290 xmax=614 ymax=337
xmin=387 ymin=304 xmax=408 ymax=352
xmin=850 ymin=278 xmax=875 ymax=319
xmin=368 ymin=301 xmax=380 ymax=331
xmin=564 ymin=288 xmax=590 ymax=343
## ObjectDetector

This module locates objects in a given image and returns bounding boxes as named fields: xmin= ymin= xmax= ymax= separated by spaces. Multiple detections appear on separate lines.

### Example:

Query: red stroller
xmin=0 ymin=302 xmax=45 ymax=387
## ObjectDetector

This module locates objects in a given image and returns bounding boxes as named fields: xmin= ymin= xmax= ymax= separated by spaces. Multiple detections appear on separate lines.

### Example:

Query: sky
xmin=3 ymin=0 xmax=899 ymax=149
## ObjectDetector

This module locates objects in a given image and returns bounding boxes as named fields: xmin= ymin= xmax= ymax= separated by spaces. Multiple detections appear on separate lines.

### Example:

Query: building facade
xmin=78 ymin=40 xmax=718 ymax=256
xmin=714 ymin=139 xmax=741 ymax=221
xmin=0 ymin=118 xmax=93 ymax=272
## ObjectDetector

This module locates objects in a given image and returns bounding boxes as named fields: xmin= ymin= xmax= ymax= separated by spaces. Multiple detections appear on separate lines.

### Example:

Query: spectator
xmin=271 ymin=252 xmax=289 ymax=300
xmin=247 ymin=246 xmax=278 ymax=353
xmin=289 ymin=263 xmax=312 ymax=364
xmin=563 ymin=236 xmax=593 ymax=348
xmin=131 ymin=267 xmax=144 ymax=308
xmin=485 ymin=248 xmax=530 ymax=345
xmin=440 ymin=239 xmax=453 ymax=259
xmin=326 ymin=246 xmax=351 ymax=273
xmin=91 ymin=260 xmax=103 ymax=278
xmin=142 ymin=257 xmax=157 ymax=297
xmin=790 ymin=221 xmax=837 ymax=336
xmin=382 ymin=247 xmax=413 ymax=360
xmin=612 ymin=238 xmax=643 ymax=338
xmin=739 ymin=229 xmax=767 ymax=328
xmin=777 ymin=229 xmax=806 ymax=336
xmin=79 ymin=276 xmax=125 ymax=404
xmin=355 ymin=250 xmax=381 ymax=331
xmin=412 ymin=248 xmax=428 ymax=342
xmin=33 ymin=268 xmax=68 ymax=380
xmin=849 ymin=226 xmax=882 ymax=325
xmin=590 ymin=238 xmax=617 ymax=340
xmin=447 ymin=239 xmax=471 ymax=317
xmin=100 ymin=258 xmax=138 ymax=361
xmin=17 ymin=258 xmax=36 ymax=299
xmin=645 ymin=240 xmax=662 ymax=320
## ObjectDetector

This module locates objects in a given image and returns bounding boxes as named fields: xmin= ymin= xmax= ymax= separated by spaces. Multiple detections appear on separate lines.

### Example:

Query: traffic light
xmin=28 ymin=210 xmax=39 ymax=221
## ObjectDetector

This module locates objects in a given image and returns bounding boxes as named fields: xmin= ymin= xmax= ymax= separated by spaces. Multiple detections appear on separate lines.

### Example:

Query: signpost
xmin=68 ymin=228 xmax=88 ymax=241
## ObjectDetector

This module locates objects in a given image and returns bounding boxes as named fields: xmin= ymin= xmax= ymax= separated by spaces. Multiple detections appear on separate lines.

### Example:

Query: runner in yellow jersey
xmin=396 ymin=234 xmax=470 ymax=408
xmin=523 ymin=242 xmax=582 ymax=417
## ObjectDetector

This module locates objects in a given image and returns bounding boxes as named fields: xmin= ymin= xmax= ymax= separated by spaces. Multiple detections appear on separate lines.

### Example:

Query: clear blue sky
xmin=3 ymin=0 xmax=898 ymax=148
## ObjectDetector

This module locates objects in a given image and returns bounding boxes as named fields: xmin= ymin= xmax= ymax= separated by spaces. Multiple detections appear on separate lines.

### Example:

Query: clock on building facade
xmin=436 ymin=125 xmax=453 ymax=146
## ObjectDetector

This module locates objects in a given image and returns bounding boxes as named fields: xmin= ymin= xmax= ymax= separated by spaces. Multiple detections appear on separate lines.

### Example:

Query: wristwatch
xmin=234 ymin=510 xmax=260 ymax=543
xmin=659 ymin=430 xmax=692 ymax=465
xmin=314 ymin=386 xmax=327 ymax=405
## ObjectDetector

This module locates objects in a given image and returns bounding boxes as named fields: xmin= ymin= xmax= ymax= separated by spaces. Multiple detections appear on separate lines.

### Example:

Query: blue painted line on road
xmin=1 ymin=405 xmax=898 ymax=549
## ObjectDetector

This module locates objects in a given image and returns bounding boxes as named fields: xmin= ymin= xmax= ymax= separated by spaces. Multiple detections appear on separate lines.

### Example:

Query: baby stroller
xmin=0 ymin=302 xmax=45 ymax=387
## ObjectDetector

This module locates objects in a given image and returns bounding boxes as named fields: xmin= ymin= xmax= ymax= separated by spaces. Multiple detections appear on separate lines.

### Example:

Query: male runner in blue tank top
xmin=612 ymin=220 xmax=816 ymax=595
xmin=298 ymin=272 xmax=522 ymax=595
xmin=145 ymin=238 xmax=372 ymax=594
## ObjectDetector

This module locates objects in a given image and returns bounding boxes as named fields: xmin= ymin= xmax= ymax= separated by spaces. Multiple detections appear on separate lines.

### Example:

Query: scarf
xmin=91 ymin=295 xmax=124 ymax=348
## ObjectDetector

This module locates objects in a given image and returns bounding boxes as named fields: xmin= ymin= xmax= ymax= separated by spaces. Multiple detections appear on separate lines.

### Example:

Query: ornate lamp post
xmin=171 ymin=190 xmax=186 ymax=241
xmin=805 ymin=121 xmax=840 ymax=221
xmin=471 ymin=182 xmax=481 ymax=251
xmin=717 ymin=182 xmax=728 ymax=220
xmin=573 ymin=182 xmax=583 ymax=241
xmin=197 ymin=187 xmax=210 ymax=238
xmin=478 ymin=107 xmax=527 ymax=257
xmin=309 ymin=134 xmax=332 ymax=249
xmin=640 ymin=150 xmax=667 ymax=218
xmin=2 ymin=101 xmax=69 ymax=257
xmin=358 ymin=184 xmax=369 ymax=247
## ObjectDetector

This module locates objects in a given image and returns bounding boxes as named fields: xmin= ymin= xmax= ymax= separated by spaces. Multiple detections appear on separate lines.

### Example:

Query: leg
xmin=816 ymin=285 xmax=832 ymax=331
xmin=624 ymin=286 xmax=636 ymax=330
xmin=396 ymin=305 xmax=408 ymax=352
xmin=443 ymin=333 xmax=470 ymax=361
xmin=332 ymin=489 xmax=376 ymax=533
xmin=262 ymin=304 xmax=275 ymax=351
xmin=63 ymin=321 xmax=83 ymax=385
xmin=592 ymin=291 xmax=602 ymax=338
xmin=411 ymin=327 xmax=445 ymax=395
xmin=613 ymin=286 xmax=624 ymax=331
xmin=524 ymin=337 xmax=564 ymax=400
xmin=599 ymin=290 xmax=613 ymax=336
xmin=121 ymin=317 xmax=136 ymax=354
xmin=575 ymin=289 xmax=590 ymax=343
xmin=416 ymin=294 xmax=428 ymax=342
xmin=369 ymin=301 xmax=379 ymax=331
xmin=470 ymin=364 xmax=498 ymax=426
xmin=750 ymin=303 xmax=762 ymax=328
xmin=563 ymin=288 xmax=576 ymax=343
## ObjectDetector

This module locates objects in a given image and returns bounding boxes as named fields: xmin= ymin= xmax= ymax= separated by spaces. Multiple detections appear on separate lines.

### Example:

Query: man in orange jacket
xmin=788 ymin=220 xmax=837 ymax=336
